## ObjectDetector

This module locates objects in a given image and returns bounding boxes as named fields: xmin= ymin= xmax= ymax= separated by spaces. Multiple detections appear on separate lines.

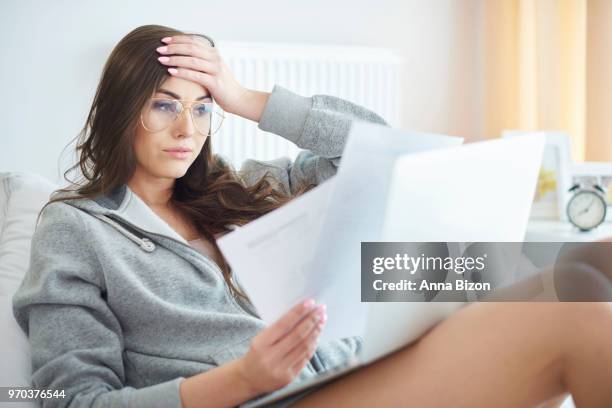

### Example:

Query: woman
xmin=12 ymin=24 xmax=612 ymax=408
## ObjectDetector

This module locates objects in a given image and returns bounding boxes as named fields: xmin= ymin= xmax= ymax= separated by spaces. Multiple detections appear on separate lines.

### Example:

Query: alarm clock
xmin=566 ymin=183 xmax=608 ymax=231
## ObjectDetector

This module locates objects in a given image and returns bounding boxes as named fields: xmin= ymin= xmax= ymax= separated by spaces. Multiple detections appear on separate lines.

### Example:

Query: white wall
xmin=0 ymin=0 xmax=482 ymax=183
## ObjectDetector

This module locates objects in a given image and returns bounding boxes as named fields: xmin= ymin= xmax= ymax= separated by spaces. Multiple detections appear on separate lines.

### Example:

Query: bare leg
xmin=292 ymin=302 xmax=612 ymax=408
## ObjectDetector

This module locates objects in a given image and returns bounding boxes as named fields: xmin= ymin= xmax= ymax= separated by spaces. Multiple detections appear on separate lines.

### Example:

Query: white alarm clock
xmin=566 ymin=183 xmax=608 ymax=231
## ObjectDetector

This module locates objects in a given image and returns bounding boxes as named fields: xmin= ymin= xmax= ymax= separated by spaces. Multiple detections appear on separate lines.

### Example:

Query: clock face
xmin=567 ymin=191 xmax=607 ymax=230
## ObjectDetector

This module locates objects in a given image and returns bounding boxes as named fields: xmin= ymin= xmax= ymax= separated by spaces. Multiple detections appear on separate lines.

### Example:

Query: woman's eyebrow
xmin=156 ymin=88 xmax=212 ymax=100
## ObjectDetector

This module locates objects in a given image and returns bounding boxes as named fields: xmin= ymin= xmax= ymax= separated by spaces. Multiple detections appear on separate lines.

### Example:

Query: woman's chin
xmin=171 ymin=169 xmax=190 ymax=179
xmin=158 ymin=165 xmax=190 ymax=179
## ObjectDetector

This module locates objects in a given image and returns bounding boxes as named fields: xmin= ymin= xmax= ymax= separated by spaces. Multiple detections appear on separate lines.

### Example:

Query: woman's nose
xmin=173 ymin=109 xmax=197 ymax=137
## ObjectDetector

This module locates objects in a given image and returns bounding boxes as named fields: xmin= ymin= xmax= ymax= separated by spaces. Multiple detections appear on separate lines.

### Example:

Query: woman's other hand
xmin=237 ymin=299 xmax=327 ymax=395
xmin=156 ymin=35 xmax=270 ymax=122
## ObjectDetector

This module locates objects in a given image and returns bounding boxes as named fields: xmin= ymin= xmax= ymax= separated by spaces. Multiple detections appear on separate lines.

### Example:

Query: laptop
xmin=241 ymin=135 xmax=546 ymax=407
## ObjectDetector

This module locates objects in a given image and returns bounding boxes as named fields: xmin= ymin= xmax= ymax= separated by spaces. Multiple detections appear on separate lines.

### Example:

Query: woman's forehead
xmin=156 ymin=76 xmax=210 ymax=100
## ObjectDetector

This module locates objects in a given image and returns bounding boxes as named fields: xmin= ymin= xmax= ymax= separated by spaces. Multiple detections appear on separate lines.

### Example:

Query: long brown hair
xmin=40 ymin=24 xmax=314 ymax=301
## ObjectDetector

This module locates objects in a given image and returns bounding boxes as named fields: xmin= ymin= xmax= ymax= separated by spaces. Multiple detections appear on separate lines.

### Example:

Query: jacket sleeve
xmin=11 ymin=203 xmax=185 ymax=408
xmin=236 ymin=84 xmax=389 ymax=195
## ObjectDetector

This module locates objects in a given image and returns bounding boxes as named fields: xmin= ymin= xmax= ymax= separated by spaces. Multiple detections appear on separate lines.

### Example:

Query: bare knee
xmin=550 ymin=302 xmax=612 ymax=354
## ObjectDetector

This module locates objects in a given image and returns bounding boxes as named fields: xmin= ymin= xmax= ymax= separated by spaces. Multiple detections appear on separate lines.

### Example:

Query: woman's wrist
xmin=232 ymin=356 xmax=261 ymax=396
xmin=178 ymin=358 xmax=261 ymax=408
xmin=227 ymin=88 xmax=271 ymax=123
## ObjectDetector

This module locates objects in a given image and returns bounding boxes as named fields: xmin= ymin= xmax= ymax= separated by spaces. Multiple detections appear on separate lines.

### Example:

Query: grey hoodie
xmin=12 ymin=85 xmax=388 ymax=408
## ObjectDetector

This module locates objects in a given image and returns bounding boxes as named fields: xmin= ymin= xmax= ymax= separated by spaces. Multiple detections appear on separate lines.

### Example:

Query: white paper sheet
xmin=217 ymin=122 xmax=464 ymax=342
xmin=218 ymin=178 xmax=336 ymax=324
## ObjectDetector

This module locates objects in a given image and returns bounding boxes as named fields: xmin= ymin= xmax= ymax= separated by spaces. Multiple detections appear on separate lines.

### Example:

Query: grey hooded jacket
xmin=12 ymin=85 xmax=388 ymax=408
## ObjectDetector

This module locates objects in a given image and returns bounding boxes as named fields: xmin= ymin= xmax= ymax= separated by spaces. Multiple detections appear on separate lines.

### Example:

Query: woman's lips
xmin=164 ymin=150 xmax=190 ymax=159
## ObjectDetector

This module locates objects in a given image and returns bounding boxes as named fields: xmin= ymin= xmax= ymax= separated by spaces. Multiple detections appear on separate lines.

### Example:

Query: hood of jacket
xmin=50 ymin=183 xmax=239 ymax=255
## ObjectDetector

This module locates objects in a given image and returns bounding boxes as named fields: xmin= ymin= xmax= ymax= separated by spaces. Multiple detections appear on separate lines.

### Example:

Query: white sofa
xmin=0 ymin=172 xmax=576 ymax=408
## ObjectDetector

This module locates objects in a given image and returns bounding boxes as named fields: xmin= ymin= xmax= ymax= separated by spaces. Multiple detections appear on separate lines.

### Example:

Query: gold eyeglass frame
xmin=140 ymin=97 xmax=225 ymax=136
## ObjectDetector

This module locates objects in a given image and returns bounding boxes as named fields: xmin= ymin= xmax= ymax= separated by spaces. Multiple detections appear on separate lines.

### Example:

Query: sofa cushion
xmin=0 ymin=172 xmax=58 ymax=297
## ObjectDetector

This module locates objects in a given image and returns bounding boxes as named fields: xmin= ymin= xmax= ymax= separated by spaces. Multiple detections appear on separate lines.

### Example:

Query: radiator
xmin=213 ymin=42 xmax=404 ymax=167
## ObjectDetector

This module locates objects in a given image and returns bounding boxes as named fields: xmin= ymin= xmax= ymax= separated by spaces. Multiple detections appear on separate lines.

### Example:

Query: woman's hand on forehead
xmin=156 ymin=35 xmax=248 ymax=114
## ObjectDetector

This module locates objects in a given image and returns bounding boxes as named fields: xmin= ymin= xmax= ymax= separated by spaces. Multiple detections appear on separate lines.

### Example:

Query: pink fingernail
xmin=303 ymin=299 xmax=315 ymax=308
xmin=168 ymin=68 xmax=178 ymax=75
xmin=158 ymin=56 xmax=170 ymax=63
xmin=161 ymin=37 xmax=172 ymax=43
xmin=156 ymin=46 xmax=168 ymax=53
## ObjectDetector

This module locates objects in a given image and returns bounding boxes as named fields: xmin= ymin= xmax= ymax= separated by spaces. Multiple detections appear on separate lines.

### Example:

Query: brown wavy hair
xmin=39 ymin=24 xmax=314 ymax=302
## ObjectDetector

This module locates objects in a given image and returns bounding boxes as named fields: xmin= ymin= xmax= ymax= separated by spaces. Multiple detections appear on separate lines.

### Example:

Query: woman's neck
xmin=127 ymin=172 xmax=175 ymax=207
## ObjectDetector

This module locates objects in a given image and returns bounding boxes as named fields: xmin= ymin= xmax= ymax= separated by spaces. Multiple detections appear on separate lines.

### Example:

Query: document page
xmin=217 ymin=122 xmax=464 ymax=342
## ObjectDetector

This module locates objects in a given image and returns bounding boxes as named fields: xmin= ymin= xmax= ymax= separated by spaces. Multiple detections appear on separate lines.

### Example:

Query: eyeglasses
xmin=140 ymin=98 xmax=225 ymax=136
